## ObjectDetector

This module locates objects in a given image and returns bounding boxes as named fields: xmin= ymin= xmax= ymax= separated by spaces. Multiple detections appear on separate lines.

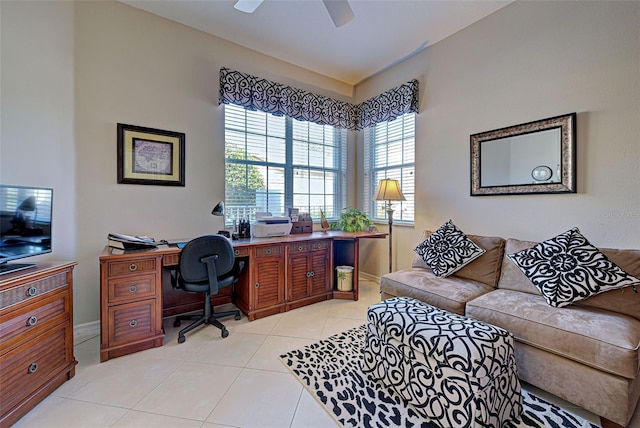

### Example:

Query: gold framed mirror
xmin=470 ymin=113 xmax=576 ymax=196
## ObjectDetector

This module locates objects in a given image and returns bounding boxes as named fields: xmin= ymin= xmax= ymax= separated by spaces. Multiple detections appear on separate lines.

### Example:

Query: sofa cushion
xmin=466 ymin=289 xmax=640 ymax=379
xmin=379 ymin=269 xmax=493 ymax=315
xmin=507 ymin=228 xmax=640 ymax=307
xmin=576 ymin=247 xmax=640 ymax=320
xmin=414 ymin=220 xmax=485 ymax=277
xmin=413 ymin=231 xmax=505 ymax=287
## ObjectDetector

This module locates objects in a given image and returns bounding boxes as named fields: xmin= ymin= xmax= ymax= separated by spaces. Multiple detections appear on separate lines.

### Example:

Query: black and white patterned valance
xmin=219 ymin=68 xmax=418 ymax=130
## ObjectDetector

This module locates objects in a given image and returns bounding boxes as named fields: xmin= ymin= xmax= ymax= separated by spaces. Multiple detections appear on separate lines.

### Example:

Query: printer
xmin=251 ymin=212 xmax=293 ymax=238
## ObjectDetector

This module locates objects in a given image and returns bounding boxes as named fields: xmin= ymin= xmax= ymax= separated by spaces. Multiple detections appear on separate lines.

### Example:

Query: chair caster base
xmin=174 ymin=320 xmax=181 ymax=327
xmin=235 ymin=313 xmax=241 ymax=320
xmin=221 ymin=328 xmax=229 ymax=338
xmin=178 ymin=335 xmax=186 ymax=344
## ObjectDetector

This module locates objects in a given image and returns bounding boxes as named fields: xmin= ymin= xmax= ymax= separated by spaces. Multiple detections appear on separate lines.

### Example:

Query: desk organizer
xmin=291 ymin=221 xmax=313 ymax=234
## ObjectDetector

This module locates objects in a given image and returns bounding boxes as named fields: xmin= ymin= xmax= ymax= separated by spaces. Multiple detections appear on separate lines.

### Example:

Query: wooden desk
xmin=99 ymin=231 xmax=385 ymax=361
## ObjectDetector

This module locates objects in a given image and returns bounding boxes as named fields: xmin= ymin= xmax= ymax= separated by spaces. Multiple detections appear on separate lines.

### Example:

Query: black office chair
xmin=170 ymin=235 xmax=243 ymax=343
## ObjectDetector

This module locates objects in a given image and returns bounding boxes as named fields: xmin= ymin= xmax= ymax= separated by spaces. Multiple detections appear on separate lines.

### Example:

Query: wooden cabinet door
xmin=287 ymin=241 xmax=331 ymax=302
xmin=253 ymin=245 xmax=285 ymax=310
xmin=309 ymin=249 xmax=330 ymax=297
xmin=288 ymin=252 xmax=310 ymax=301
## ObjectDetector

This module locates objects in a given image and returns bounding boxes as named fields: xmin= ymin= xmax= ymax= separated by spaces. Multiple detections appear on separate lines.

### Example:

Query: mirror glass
xmin=471 ymin=113 xmax=576 ymax=196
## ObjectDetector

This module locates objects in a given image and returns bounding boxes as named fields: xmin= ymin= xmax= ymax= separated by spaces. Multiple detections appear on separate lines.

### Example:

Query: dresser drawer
xmin=0 ymin=271 xmax=68 ymax=310
xmin=0 ymin=289 xmax=70 ymax=347
xmin=108 ymin=300 xmax=157 ymax=347
xmin=106 ymin=258 xmax=157 ymax=277
xmin=290 ymin=241 xmax=328 ymax=253
xmin=108 ymin=274 xmax=156 ymax=304
xmin=254 ymin=245 xmax=282 ymax=258
xmin=0 ymin=324 xmax=72 ymax=417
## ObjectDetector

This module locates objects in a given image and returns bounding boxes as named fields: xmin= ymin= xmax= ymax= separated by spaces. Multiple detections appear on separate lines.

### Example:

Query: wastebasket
xmin=336 ymin=266 xmax=354 ymax=291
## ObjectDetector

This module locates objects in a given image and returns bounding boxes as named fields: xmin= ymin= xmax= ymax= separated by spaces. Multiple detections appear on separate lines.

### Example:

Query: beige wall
xmin=0 ymin=2 xmax=76 ymax=263
xmin=2 ymin=1 xmax=355 ymax=326
xmin=356 ymin=1 xmax=640 ymax=278
xmin=2 ymin=1 xmax=638 ymax=326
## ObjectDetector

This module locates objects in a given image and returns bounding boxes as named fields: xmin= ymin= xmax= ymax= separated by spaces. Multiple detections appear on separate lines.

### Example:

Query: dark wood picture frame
xmin=117 ymin=123 xmax=185 ymax=186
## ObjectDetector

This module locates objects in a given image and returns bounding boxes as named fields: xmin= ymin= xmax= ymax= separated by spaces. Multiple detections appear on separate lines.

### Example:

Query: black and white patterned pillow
xmin=508 ymin=228 xmax=640 ymax=307
xmin=414 ymin=220 xmax=485 ymax=277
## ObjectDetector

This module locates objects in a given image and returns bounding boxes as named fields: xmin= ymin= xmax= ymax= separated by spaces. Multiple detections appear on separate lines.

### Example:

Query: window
xmin=224 ymin=104 xmax=347 ymax=224
xmin=363 ymin=113 xmax=415 ymax=223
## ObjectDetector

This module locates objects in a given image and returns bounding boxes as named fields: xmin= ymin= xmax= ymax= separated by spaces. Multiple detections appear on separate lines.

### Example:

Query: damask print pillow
xmin=414 ymin=220 xmax=485 ymax=277
xmin=508 ymin=228 xmax=640 ymax=307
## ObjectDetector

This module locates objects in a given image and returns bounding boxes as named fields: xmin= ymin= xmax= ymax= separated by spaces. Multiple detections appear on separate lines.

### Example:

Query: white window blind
xmin=363 ymin=113 xmax=415 ymax=223
xmin=224 ymin=104 xmax=347 ymax=224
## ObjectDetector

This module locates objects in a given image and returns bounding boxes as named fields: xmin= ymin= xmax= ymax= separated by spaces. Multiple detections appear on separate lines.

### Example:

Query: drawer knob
xmin=234 ymin=250 xmax=240 ymax=256
xmin=129 ymin=285 xmax=137 ymax=293
xmin=129 ymin=319 xmax=138 ymax=327
xmin=310 ymin=271 xmax=315 ymax=277
xmin=28 ymin=363 xmax=38 ymax=374
xmin=298 ymin=245 xmax=303 ymax=251
xmin=129 ymin=263 xmax=138 ymax=271
xmin=26 ymin=316 xmax=38 ymax=327
xmin=254 ymin=282 xmax=260 ymax=288
xmin=266 ymin=248 xmax=272 ymax=255
xmin=26 ymin=286 xmax=38 ymax=297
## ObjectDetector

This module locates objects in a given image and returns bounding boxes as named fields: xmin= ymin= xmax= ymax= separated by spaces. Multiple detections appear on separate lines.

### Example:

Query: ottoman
xmin=361 ymin=297 xmax=522 ymax=428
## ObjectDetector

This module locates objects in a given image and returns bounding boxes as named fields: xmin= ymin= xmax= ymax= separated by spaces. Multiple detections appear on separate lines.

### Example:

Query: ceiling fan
xmin=233 ymin=0 xmax=355 ymax=28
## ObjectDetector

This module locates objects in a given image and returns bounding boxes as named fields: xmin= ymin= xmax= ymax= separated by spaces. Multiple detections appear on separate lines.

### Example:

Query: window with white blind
xmin=224 ymin=103 xmax=347 ymax=225
xmin=363 ymin=113 xmax=415 ymax=223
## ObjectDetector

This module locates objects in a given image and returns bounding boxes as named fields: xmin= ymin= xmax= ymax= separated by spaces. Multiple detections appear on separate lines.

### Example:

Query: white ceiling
xmin=121 ymin=0 xmax=513 ymax=85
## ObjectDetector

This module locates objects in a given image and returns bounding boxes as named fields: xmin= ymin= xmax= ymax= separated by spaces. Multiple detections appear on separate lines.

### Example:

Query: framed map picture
xmin=117 ymin=123 xmax=185 ymax=186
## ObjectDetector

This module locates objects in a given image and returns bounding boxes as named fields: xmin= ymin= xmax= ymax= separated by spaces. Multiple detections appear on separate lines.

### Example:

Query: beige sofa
xmin=380 ymin=231 xmax=640 ymax=427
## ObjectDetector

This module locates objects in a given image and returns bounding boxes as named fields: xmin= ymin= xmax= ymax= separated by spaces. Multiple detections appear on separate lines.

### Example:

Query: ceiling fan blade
xmin=234 ymin=0 xmax=264 ymax=14
xmin=322 ymin=0 xmax=354 ymax=28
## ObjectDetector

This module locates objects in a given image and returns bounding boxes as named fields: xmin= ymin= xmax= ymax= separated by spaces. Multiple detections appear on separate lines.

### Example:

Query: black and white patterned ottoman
xmin=361 ymin=296 xmax=523 ymax=428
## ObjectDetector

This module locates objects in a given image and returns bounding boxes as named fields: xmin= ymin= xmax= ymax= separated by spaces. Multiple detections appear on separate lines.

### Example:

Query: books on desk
xmin=107 ymin=233 xmax=160 ymax=250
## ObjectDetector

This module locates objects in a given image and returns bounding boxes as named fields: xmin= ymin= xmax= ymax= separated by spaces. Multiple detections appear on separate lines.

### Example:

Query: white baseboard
xmin=359 ymin=272 xmax=380 ymax=283
xmin=74 ymin=320 xmax=100 ymax=337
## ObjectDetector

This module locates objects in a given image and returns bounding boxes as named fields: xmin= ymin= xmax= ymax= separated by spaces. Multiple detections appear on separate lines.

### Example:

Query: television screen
xmin=0 ymin=185 xmax=53 ymax=274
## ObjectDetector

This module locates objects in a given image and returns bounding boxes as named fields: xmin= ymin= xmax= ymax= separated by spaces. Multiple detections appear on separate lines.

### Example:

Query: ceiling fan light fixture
xmin=234 ymin=0 xmax=264 ymax=14
xmin=322 ymin=0 xmax=354 ymax=28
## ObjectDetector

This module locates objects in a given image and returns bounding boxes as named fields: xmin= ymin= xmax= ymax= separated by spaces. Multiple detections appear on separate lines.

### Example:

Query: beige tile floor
xmin=15 ymin=278 xmax=604 ymax=428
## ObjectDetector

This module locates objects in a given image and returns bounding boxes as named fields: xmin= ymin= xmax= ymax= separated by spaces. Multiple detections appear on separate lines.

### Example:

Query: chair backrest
xmin=179 ymin=235 xmax=235 ymax=283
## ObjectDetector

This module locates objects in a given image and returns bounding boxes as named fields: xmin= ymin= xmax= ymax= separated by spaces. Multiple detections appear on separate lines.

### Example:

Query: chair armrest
xmin=169 ymin=267 xmax=179 ymax=289
xmin=234 ymin=260 xmax=246 ymax=282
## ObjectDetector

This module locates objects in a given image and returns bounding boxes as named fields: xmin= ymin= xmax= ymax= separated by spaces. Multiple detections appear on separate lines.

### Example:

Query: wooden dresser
xmin=0 ymin=262 xmax=77 ymax=427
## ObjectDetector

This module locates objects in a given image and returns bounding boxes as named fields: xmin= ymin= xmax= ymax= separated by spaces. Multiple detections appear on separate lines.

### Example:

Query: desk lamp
xmin=211 ymin=201 xmax=230 ymax=238
xmin=373 ymin=179 xmax=405 ymax=273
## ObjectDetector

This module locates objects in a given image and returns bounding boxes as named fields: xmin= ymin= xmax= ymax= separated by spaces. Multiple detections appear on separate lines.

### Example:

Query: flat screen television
xmin=0 ymin=185 xmax=53 ymax=275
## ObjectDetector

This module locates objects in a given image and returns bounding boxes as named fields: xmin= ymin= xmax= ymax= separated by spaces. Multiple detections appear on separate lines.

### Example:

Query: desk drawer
xmin=108 ymin=300 xmax=156 ymax=347
xmin=254 ymin=245 xmax=282 ymax=258
xmin=234 ymin=247 xmax=250 ymax=257
xmin=0 ymin=324 xmax=72 ymax=417
xmin=290 ymin=241 xmax=328 ymax=253
xmin=0 ymin=271 xmax=68 ymax=310
xmin=108 ymin=274 xmax=156 ymax=304
xmin=106 ymin=258 xmax=157 ymax=277
xmin=0 ymin=290 xmax=70 ymax=347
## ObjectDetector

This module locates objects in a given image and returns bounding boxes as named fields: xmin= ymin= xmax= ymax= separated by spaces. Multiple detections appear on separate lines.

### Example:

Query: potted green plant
xmin=331 ymin=207 xmax=374 ymax=232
